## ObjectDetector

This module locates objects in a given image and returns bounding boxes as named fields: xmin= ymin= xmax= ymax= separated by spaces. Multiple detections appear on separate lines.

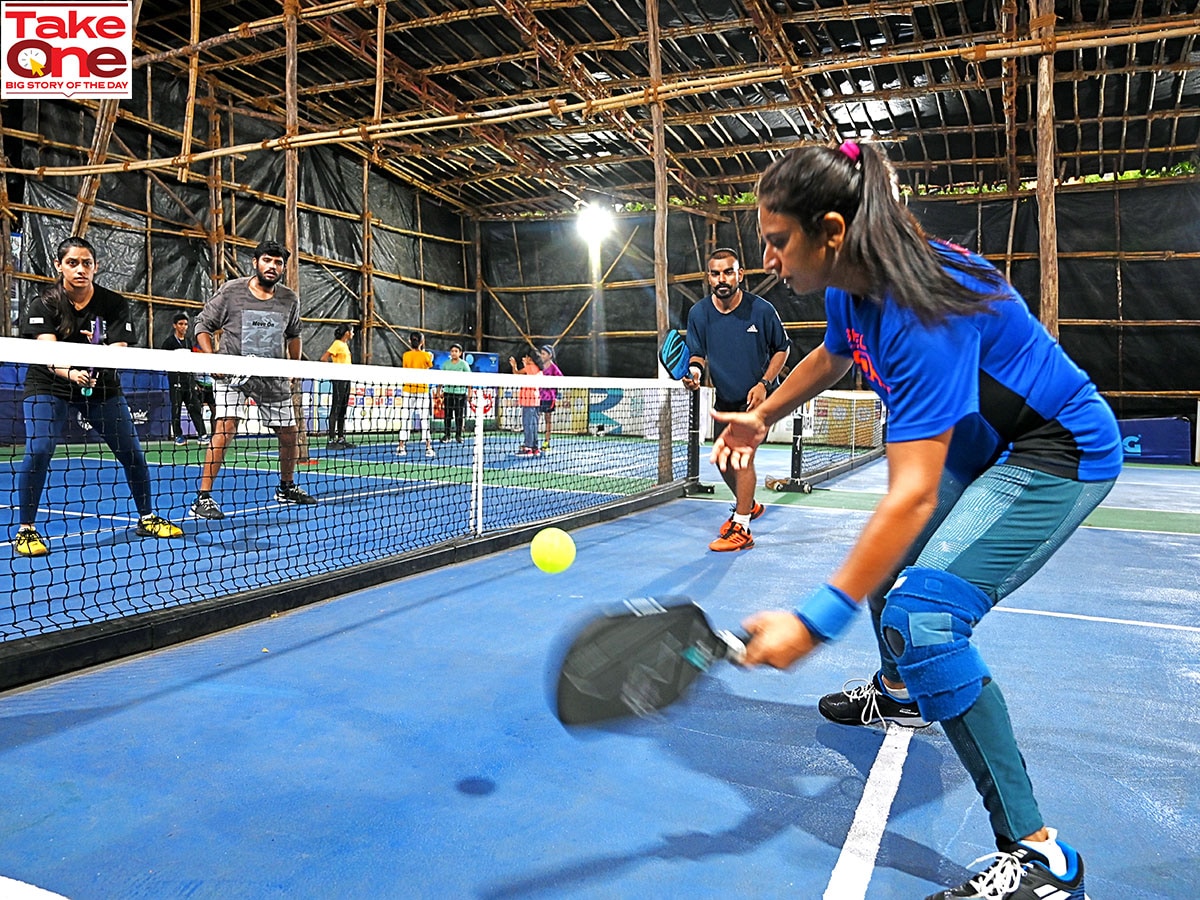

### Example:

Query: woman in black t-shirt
xmin=14 ymin=236 xmax=182 ymax=557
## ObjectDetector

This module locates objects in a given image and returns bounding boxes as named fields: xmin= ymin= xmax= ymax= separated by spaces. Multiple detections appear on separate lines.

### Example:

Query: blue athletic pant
xmin=866 ymin=463 xmax=1116 ymax=842
xmin=18 ymin=393 xmax=154 ymax=525
xmin=521 ymin=406 xmax=539 ymax=449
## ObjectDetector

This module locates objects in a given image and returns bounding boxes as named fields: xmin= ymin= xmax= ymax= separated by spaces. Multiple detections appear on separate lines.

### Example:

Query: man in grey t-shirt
xmin=189 ymin=239 xmax=317 ymax=520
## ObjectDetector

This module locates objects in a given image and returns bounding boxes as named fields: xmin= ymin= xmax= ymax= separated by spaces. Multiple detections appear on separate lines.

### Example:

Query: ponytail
xmin=757 ymin=143 xmax=1006 ymax=323
xmin=45 ymin=281 xmax=80 ymax=341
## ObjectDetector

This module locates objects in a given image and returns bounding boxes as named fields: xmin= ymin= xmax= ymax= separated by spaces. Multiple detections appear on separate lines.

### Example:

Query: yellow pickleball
xmin=530 ymin=527 xmax=576 ymax=574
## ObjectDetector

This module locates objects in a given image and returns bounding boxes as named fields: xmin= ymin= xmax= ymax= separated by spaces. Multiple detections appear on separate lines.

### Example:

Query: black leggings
xmin=443 ymin=393 xmax=467 ymax=439
xmin=329 ymin=380 xmax=351 ymax=439
xmin=170 ymin=380 xmax=208 ymax=438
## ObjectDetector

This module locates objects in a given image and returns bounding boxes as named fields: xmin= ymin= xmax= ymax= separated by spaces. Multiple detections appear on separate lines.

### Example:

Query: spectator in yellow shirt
xmin=397 ymin=331 xmax=435 ymax=458
xmin=320 ymin=324 xmax=354 ymax=449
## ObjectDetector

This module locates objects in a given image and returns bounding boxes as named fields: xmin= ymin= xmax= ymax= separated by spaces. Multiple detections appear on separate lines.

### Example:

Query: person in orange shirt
xmin=509 ymin=349 xmax=543 ymax=456
xmin=397 ymin=331 xmax=435 ymax=458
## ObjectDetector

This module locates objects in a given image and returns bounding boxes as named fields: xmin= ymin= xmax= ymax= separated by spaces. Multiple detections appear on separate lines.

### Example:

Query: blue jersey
xmin=823 ymin=245 xmax=1122 ymax=482
xmin=686 ymin=290 xmax=791 ymax=406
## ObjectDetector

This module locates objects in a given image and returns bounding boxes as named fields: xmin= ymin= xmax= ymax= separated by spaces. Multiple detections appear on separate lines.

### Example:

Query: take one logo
xmin=1 ymin=1 xmax=133 ymax=99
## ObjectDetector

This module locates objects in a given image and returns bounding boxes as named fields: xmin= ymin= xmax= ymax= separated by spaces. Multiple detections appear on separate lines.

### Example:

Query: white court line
xmin=0 ymin=876 xmax=68 ymax=898
xmin=817 ymin=603 xmax=1193 ymax=900
xmin=824 ymin=725 xmax=913 ymax=900
xmin=995 ymin=605 xmax=1200 ymax=633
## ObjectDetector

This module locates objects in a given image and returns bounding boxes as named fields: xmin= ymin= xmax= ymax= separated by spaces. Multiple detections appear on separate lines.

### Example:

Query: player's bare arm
xmin=744 ymin=347 xmax=789 ymax=411
xmin=740 ymin=430 xmax=951 ymax=670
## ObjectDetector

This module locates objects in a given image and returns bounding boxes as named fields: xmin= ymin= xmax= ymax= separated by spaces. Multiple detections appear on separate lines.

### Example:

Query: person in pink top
xmin=537 ymin=344 xmax=562 ymax=452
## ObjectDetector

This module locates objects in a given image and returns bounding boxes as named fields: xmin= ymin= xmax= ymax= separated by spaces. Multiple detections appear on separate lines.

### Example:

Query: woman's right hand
xmin=709 ymin=408 xmax=767 ymax=472
xmin=67 ymin=367 xmax=96 ymax=390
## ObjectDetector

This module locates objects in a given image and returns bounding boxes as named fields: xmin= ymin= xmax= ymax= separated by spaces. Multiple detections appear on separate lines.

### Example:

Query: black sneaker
xmin=190 ymin=494 xmax=225 ymax=520
xmin=275 ymin=483 xmax=317 ymax=504
xmin=925 ymin=836 xmax=1086 ymax=899
xmin=818 ymin=672 xmax=930 ymax=728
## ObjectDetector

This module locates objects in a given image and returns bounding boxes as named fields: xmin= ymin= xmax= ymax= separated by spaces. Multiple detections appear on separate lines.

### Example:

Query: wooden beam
xmin=176 ymin=0 xmax=199 ymax=183
xmin=284 ymin=0 xmax=308 ymax=459
xmin=1034 ymin=0 xmax=1059 ymax=337
xmin=361 ymin=158 xmax=374 ymax=363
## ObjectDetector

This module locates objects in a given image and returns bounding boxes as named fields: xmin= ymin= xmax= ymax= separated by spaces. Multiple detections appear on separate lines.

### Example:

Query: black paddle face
xmin=555 ymin=597 xmax=735 ymax=725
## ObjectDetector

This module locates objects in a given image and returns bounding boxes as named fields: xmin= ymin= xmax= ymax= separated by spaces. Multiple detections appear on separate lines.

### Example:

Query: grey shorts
xmin=213 ymin=376 xmax=296 ymax=428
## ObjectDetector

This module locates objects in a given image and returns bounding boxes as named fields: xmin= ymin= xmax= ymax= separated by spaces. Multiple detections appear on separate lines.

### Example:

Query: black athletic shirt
xmin=22 ymin=284 xmax=136 ymax=401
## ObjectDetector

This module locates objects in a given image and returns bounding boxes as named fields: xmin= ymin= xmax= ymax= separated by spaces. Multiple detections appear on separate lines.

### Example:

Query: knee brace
xmin=878 ymin=567 xmax=992 ymax=722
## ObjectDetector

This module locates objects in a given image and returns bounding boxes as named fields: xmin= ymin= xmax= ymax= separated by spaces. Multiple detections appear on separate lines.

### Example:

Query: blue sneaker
xmin=925 ymin=834 xmax=1086 ymax=899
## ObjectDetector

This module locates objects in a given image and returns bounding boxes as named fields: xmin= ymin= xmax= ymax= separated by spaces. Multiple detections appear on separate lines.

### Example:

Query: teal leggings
xmin=867 ymin=463 xmax=1116 ymax=842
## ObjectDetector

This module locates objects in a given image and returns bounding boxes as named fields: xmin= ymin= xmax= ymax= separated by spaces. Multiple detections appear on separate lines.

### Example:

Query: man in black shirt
xmin=160 ymin=312 xmax=210 ymax=445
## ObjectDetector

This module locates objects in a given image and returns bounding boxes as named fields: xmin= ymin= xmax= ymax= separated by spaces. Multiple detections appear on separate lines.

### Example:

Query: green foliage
xmin=913 ymin=161 xmax=1197 ymax=196
xmin=567 ymin=163 xmax=1198 ymax=216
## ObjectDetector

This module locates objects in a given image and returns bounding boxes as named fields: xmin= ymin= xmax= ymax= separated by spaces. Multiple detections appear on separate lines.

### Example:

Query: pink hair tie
xmin=838 ymin=140 xmax=861 ymax=164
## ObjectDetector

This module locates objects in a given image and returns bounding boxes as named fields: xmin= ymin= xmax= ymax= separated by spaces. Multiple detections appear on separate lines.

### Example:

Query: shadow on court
xmin=478 ymin=683 xmax=972 ymax=899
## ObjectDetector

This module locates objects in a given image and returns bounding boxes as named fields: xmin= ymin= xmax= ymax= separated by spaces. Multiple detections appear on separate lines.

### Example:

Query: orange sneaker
xmin=709 ymin=521 xmax=754 ymax=552
xmin=719 ymin=502 xmax=765 ymax=535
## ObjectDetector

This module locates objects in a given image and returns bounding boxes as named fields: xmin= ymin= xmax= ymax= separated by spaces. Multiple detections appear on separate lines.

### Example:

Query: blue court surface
xmin=0 ymin=456 xmax=1197 ymax=899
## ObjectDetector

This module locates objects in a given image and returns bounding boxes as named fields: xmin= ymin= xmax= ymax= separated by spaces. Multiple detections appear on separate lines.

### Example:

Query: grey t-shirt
xmin=195 ymin=276 xmax=301 ymax=359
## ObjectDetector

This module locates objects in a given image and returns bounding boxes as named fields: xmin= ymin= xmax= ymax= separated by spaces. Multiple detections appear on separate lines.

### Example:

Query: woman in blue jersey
xmin=712 ymin=142 xmax=1120 ymax=900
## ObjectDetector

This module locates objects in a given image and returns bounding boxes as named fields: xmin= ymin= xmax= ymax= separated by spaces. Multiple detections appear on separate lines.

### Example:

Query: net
xmin=0 ymin=337 xmax=694 ymax=663
xmin=765 ymin=390 xmax=887 ymax=493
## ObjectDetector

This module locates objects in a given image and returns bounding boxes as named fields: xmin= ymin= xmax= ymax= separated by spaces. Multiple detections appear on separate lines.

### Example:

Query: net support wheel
xmin=765 ymin=477 xmax=812 ymax=494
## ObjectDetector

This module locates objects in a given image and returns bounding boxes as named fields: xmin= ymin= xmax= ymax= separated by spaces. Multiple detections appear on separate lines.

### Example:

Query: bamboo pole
xmin=72 ymin=0 xmax=142 ymax=236
xmin=208 ymin=82 xmax=227 ymax=287
xmin=227 ymin=111 xmax=238 ymax=276
xmin=70 ymin=99 xmax=121 ymax=238
xmin=177 ymin=0 xmax=199 ymax=184
xmin=647 ymin=0 xmax=674 ymax=479
xmin=145 ymin=72 xmax=155 ymax=345
xmin=373 ymin=0 xmax=386 ymax=124
xmin=648 ymin=0 xmax=669 ymax=351
xmin=284 ymin=0 xmax=309 ymax=460
xmin=417 ymin=197 xmax=426 ymax=332
xmin=473 ymin=221 xmax=483 ymax=352
xmin=361 ymin=158 xmax=374 ymax=363
xmin=1034 ymin=0 xmax=1059 ymax=337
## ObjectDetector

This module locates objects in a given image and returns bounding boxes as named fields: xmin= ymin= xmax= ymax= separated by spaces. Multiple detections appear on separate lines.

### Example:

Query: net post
xmin=687 ymin=387 xmax=700 ymax=481
xmin=790 ymin=417 xmax=804 ymax=481
xmin=656 ymin=386 xmax=673 ymax=484
xmin=471 ymin=386 xmax=485 ymax=536
xmin=685 ymin=387 xmax=713 ymax=494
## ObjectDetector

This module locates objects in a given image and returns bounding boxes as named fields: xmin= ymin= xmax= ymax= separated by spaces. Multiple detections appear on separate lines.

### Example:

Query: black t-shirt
xmin=160 ymin=333 xmax=194 ymax=387
xmin=22 ymin=284 xmax=136 ymax=401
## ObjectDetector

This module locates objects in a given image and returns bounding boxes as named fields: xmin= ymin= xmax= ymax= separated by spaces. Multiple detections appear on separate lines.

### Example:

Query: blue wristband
xmin=794 ymin=583 xmax=860 ymax=642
